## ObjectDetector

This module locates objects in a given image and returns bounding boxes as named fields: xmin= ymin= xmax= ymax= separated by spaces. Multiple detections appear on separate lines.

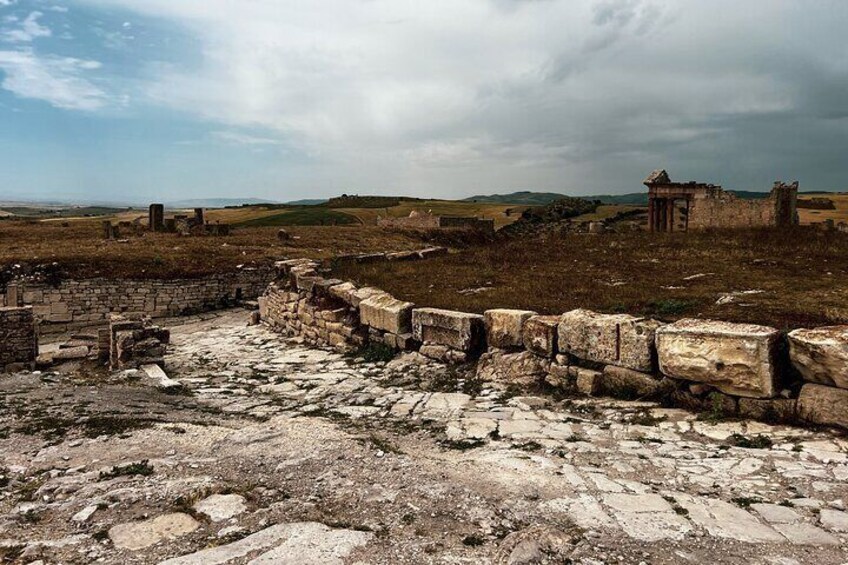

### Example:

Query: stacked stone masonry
xmin=0 ymin=306 xmax=37 ymax=371
xmin=6 ymin=268 xmax=272 ymax=333
xmin=256 ymin=260 xmax=848 ymax=432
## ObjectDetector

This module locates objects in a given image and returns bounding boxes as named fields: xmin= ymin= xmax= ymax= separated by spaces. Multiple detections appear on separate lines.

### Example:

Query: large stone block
xmin=602 ymin=365 xmax=674 ymax=399
xmin=788 ymin=326 xmax=848 ymax=389
xmin=412 ymin=308 xmax=484 ymax=352
xmin=484 ymin=309 xmax=536 ymax=349
xmin=475 ymin=348 xmax=550 ymax=387
xmin=359 ymin=294 xmax=414 ymax=334
xmin=558 ymin=309 xmax=661 ymax=372
xmin=798 ymin=383 xmax=848 ymax=429
xmin=522 ymin=315 xmax=560 ymax=358
xmin=656 ymin=319 xmax=780 ymax=399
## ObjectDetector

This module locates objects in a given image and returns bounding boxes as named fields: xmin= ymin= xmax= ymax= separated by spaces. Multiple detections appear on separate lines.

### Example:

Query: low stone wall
xmin=4 ymin=267 xmax=273 ymax=333
xmin=0 ymin=306 xmax=37 ymax=371
xmin=258 ymin=258 xmax=848 ymax=431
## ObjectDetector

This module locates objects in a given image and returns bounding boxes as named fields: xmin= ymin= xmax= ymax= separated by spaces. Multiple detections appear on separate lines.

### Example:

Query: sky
xmin=0 ymin=0 xmax=846 ymax=204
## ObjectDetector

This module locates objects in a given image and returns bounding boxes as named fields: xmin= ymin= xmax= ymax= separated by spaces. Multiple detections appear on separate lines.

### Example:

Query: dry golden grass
xmin=336 ymin=226 xmax=848 ymax=329
xmin=0 ymin=220 xmax=425 ymax=280
xmin=798 ymin=193 xmax=848 ymax=225
xmin=336 ymin=200 xmax=522 ymax=228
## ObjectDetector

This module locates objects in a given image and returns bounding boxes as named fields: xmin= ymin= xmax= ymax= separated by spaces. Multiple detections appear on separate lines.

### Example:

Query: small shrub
xmin=99 ymin=460 xmax=154 ymax=481
xmin=354 ymin=342 xmax=396 ymax=363
xmin=727 ymin=433 xmax=773 ymax=450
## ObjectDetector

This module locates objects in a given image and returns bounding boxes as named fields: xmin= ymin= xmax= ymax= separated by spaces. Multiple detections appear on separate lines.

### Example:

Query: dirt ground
xmin=2 ymin=310 xmax=848 ymax=564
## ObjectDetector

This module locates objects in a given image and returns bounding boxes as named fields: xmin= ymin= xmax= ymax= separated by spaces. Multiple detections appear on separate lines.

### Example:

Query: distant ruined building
xmin=377 ymin=210 xmax=495 ymax=234
xmin=643 ymin=170 xmax=798 ymax=232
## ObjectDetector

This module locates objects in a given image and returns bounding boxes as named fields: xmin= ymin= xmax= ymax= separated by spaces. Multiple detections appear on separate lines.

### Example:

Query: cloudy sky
xmin=0 ymin=0 xmax=846 ymax=203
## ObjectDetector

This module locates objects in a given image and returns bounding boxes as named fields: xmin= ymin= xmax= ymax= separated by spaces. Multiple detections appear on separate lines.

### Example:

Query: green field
xmin=234 ymin=207 xmax=360 ymax=227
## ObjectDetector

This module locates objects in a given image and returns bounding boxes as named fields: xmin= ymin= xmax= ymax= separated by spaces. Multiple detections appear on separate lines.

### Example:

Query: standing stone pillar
xmin=193 ymin=208 xmax=204 ymax=226
xmin=148 ymin=203 xmax=165 ymax=232
xmin=103 ymin=220 xmax=114 ymax=240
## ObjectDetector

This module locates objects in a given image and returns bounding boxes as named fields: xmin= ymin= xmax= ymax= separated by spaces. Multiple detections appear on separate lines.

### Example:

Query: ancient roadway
xmin=2 ymin=310 xmax=848 ymax=564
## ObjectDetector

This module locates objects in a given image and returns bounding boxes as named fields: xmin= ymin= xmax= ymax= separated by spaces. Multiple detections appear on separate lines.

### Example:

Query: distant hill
xmin=463 ymin=191 xmax=572 ymax=205
xmin=463 ymin=189 xmax=791 ymax=206
xmin=165 ymin=198 xmax=280 ymax=208
xmin=285 ymin=198 xmax=327 ymax=206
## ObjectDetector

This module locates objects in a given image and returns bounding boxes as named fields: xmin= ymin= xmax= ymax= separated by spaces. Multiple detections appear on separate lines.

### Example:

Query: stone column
xmin=148 ymin=203 xmax=165 ymax=232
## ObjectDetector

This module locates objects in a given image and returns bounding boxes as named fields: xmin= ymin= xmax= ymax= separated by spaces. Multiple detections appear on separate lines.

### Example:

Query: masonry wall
xmin=688 ymin=195 xmax=777 ymax=229
xmin=0 ymin=306 xmax=37 ymax=370
xmin=6 ymin=268 xmax=273 ymax=333
xmin=261 ymin=282 xmax=365 ymax=351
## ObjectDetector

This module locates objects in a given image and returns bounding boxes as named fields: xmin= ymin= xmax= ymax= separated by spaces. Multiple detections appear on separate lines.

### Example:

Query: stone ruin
xmin=644 ymin=169 xmax=799 ymax=232
xmin=148 ymin=203 xmax=230 ymax=237
xmin=0 ymin=306 xmax=37 ymax=372
xmin=103 ymin=313 xmax=170 ymax=370
xmin=376 ymin=210 xmax=495 ymax=234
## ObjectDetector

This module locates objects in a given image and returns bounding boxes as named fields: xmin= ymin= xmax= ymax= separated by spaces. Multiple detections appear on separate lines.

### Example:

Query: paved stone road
xmin=2 ymin=310 xmax=848 ymax=563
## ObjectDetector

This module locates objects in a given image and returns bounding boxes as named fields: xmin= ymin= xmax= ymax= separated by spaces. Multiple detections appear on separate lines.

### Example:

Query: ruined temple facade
xmin=644 ymin=170 xmax=798 ymax=232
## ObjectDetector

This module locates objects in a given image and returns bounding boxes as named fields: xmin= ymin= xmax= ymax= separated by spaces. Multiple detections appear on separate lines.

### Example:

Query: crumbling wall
xmin=0 ymin=306 xmax=37 ymax=371
xmin=687 ymin=194 xmax=777 ymax=229
xmin=10 ymin=268 xmax=273 ymax=332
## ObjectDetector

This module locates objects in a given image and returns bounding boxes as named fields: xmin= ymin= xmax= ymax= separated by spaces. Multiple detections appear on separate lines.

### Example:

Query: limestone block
xmin=412 ymin=308 xmax=484 ymax=352
xmin=558 ymin=309 xmax=661 ymax=372
xmin=328 ymin=282 xmax=358 ymax=305
xmin=575 ymin=368 xmax=603 ymax=396
xmin=523 ymin=315 xmax=560 ymax=358
xmin=798 ymin=383 xmax=848 ymax=429
xmin=657 ymin=319 xmax=780 ymax=399
xmin=602 ymin=365 xmax=673 ymax=399
xmin=788 ymin=326 xmax=848 ymax=389
xmin=738 ymin=397 xmax=797 ymax=423
xmin=484 ymin=309 xmax=536 ymax=349
xmin=475 ymin=348 xmax=551 ymax=386
xmin=350 ymin=287 xmax=385 ymax=308
xmin=359 ymin=294 xmax=413 ymax=334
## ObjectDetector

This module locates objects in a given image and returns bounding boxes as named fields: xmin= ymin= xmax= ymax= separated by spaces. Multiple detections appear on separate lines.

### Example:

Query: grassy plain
xmin=336 ymin=227 xmax=848 ymax=329
xmin=798 ymin=193 xmax=848 ymax=224
xmin=0 ymin=221 xmax=425 ymax=280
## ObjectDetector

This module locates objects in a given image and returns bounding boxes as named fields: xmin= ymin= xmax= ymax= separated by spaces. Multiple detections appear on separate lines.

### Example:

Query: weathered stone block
xmin=602 ymin=365 xmax=673 ymax=399
xmin=475 ymin=348 xmax=550 ymax=387
xmin=575 ymin=368 xmax=603 ymax=396
xmin=523 ymin=315 xmax=560 ymax=358
xmin=788 ymin=326 xmax=848 ymax=389
xmin=412 ymin=308 xmax=484 ymax=352
xmin=558 ymin=309 xmax=661 ymax=372
xmin=350 ymin=287 xmax=385 ymax=308
xmin=657 ymin=319 xmax=780 ymax=399
xmin=360 ymin=294 xmax=414 ymax=334
xmin=798 ymin=383 xmax=848 ymax=429
xmin=328 ymin=282 xmax=358 ymax=305
xmin=484 ymin=309 xmax=536 ymax=349
xmin=738 ymin=397 xmax=798 ymax=423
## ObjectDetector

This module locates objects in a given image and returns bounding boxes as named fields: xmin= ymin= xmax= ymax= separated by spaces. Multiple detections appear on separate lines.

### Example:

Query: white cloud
xmin=69 ymin=0 xmax=848 ymax=193
xmin=2 ymin=11 xmax=51 ymax=42
xmin=210 ymin=130 xmax=284 ymax=146
xmin=0 ymin=49 xmax=107 ymax=110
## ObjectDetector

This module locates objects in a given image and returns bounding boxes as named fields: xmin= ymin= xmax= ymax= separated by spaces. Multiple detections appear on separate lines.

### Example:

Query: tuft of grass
xmin=731 ymin=496 xmax=763 ymax=508
xmin=726 ymin=433 xmax=773 ymax=450
xmin=98 ymin=460 xmax=154 ymax=481
xmin=353 ymin=342 xmax=397 ymax=364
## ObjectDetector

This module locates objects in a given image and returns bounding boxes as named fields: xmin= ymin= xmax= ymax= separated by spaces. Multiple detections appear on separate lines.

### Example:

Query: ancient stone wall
xmin=687 ymin=194 xmax=777 ymax=229
xmin=257 ymin=256 xmax=848 ymax=432
xmin=6 ymin=268 xmax=273 ymax=333
xmin=0 ymin=306 xmax=37 ymax=371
